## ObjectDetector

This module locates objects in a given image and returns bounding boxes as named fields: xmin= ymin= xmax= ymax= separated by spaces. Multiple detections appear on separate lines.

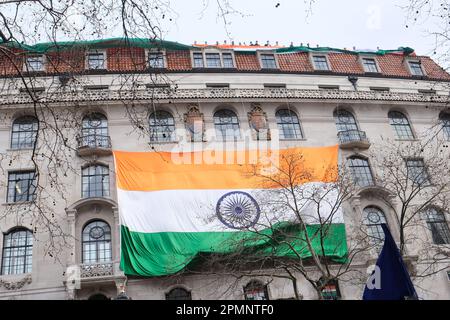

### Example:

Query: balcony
xmin=77 ymin=261 xmax=124 ymax=285
xmin=76 ymin=134 xmax=112 ymax=156
xmin=337 ymin=130 xmax=370 ymax=149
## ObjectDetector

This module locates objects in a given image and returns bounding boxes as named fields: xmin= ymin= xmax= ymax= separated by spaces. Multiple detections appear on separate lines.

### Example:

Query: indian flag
xmin=113 ymin=145 xmax=348 ymax=277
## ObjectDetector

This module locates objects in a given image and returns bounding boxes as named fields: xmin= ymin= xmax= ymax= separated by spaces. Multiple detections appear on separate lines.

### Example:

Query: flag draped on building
xmin=113 ymin=145 xmax=348 ymax=277
xmin=363 ymin=224 xmax=418 ymax=300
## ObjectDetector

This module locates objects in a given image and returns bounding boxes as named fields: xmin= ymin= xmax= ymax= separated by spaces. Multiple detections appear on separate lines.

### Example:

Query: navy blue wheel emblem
xmin=216 ymin=191 xmax=261 ymax=230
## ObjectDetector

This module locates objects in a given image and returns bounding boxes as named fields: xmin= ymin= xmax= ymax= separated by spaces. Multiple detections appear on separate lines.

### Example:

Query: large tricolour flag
xmin=113 ymin=145 xmax=348 ymax=276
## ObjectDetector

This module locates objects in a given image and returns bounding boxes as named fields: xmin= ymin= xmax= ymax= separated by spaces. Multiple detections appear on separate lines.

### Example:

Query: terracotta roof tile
xmin=277 ymin=52 xmax=313 ymax=72
xmin=166 ymin=51 xmax=191 ymax=70
xmin=235 ymin=53 xmax=260 ymax=71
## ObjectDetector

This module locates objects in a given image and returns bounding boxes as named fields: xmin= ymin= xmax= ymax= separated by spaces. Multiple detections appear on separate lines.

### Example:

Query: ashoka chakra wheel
xmin=216 ymin=191 xmax=261 ymax=230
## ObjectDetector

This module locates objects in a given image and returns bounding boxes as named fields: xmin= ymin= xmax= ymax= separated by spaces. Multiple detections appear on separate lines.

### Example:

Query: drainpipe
xmin=348 ymin=75 xmax=358 ymax=90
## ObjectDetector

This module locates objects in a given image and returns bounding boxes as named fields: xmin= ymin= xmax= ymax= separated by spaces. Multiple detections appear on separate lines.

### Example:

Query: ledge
xmin=0 ymin=88 xmax=449 ymax=105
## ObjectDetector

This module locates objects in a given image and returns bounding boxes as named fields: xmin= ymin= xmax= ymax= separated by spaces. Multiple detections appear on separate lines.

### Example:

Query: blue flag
xmin=363 ymin=224 xmax=418 ymax=300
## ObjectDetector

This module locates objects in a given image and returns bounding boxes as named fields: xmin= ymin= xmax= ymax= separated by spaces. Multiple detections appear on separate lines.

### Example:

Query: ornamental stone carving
xmin=0 ymin=274 xmax=32 ymax=290
xmin=184 ymin=104 xmax=204 ymax=142
xmin=248 ymin=103 xmax=270 ymax=141
xmin=80 ymin=262 xmax=114 ymax=278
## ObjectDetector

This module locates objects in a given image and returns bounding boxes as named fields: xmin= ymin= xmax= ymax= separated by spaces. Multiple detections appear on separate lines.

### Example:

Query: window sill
xmin=6 ymin=148 xmax=34 ymax=152
xmin=3 ymin=201 xmax=34 ymax=206
xmin=279 ymin=138 xmax=307 ymax=142
xmin=148 ymin=140 xmax=179 ymax=145
xmin=394 ymin=138 xmax=418 ymax=142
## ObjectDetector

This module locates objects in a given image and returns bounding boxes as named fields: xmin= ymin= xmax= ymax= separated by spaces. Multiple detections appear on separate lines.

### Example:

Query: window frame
xmin=362 ymin=206 xmax=388 ymax=246
xmin=405 ymin=158 xmax=430 ymax=186
xmin=190 ymin=50 xmax=236 ymax=69
xmin=361 ymin=57 xmax=380 ymax=73
xmin=311 ymin=54 xmax=331 ymax=71
xmin=275 ymin=108 xmax=304 ymax=140
xmin=213 ymin=109 xmax=241 ymax=141
xmin=424 ymin=208 xmax=450 ymax=245
xmin=333 ymin=109 xmax=359 ymax=133
xmin=243 ymin=280 xmax=269 ymax=300
xmin=146 ymin=49 xmax=166 ymax=69
xmin=10 ymin=116 xmax=38 ymax=150
xmin=7 ymin=170 xmax=37 ymax=203
xmin=149 ymin=110 xmax=176 ymax=143
xmin=165 ymin=287 xmax=192 ymax=300
xmin=85 ymin=50 xmax=107 ymax=70
xmin=439 ymin=112 xmax=450 ymax=141
xmin=81 ymin=164 xmax=110 ymax=198
xmin=81 ymin=220 xmax=112 ymax=264
xmin=347 ymin=156 xmax=375 ymax=187
xmin=1 ymin=228 xmax=33 ymax=275
xmin=24 ymin=54 xmax=45 ymax=72
xmin=258 ymin=51 xmax=278 ymax=69
xmin=407 ymin=60 xmax=426 ymax=76
xmin=388 ymin=111 xmax=415 ymax=140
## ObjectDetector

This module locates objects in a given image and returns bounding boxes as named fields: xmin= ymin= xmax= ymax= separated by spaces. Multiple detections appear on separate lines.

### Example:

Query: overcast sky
xmin=162 ymin=0 xmax=440 ymax=58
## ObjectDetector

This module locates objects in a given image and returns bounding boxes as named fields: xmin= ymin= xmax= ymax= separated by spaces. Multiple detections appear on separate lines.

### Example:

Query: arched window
xmin=348 ymin=156 xmax=374 ymax=187
xmin=439 ymin=113 xmax=450 ymax=140
xmin=11 ymin=116 xmax=38 ymax=149
xmin=149 ymin=110 xmax=175 ymax=142
xmin=333 ymin=110 xmax=358 ymax=132
xmin=81 ymin=113 xmax=109 ymax=148
xmin=388 ymin=111 xmax=414 ymax=140
xmin=165 ymin=287 xmax=192 ymax=300
xmin=82 ymin=164 xmax=110 ymax=198
xmin=82 ymin=220 xmax=112 ymax=263
xmin=214 ymin=109 xmax=241 ymax=141
xmin=243 ymin=280 xmax=269 ymax=300
xmin=363 ymin=206 xmax=387 ymax=245
xmin=88 ymin=293 xmax=109 ymax=300
xmin=1 ymin=228 xmax=33 ymax=275
xmin=425 ymin=208 xmax=450 ymax=245
xmin=276 ymin=109 xmax=303 ymax=139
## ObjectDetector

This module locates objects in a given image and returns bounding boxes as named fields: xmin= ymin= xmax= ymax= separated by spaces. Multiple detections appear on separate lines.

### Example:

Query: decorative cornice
xmin=0 ymin=274 xmax=32 ymax=290
xmin=0 ymin=88 xmax=449 ymax=105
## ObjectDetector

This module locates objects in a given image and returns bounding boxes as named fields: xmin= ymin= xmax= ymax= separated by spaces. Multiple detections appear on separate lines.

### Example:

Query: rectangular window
xmin=406 ymin=159 xmax=430 ymax=185
xmin=206 ymin=83 xmax=229 ymax=88
xmin=193 ymin=52 xmax=204 ymax=68
xmin=148 ymin=52 xmax=165 ymax=68
xmin=409 ymin=61 xmax=424 ymax=76
xmin=25 ymin=55 xmax=44 ymax=72
xmin=205 ymin=53 xmax=221 ymax=68
xmin=222 ymin=53 xmax=234 ymax=68
xmin=264 ymin=83 xmax=286 ymax=88
xmin=418 ymin=89 xmax=436 ymax=95
xmin=370 ymin=87 xmax=390 ymax=92
xmin=312 ymin=55 xmax=330 ymax=71
xmin=7 ymin=171 xmax=36 ymax=203
xmin=87 ymin=52 xmax=105 ymax=70
xmin=362 ymin=58 xmax=379 ymax=73
xmin=318 ymin=85 xmax=339 ymax=90
xmin=260 ymin=54 xmax=277 ymax=69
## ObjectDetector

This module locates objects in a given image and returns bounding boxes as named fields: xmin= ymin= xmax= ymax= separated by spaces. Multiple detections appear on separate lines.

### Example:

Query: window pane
xmin=149 ymin=110 xmax=175 ymax=142
xmin=165 ymin=288 xmax=192 ymax=300
xmin=362 ymin=58 xmax=378 ymax=72
xmin=222 ymin=53 xmax=234 ymax=68
xmin=276 ymin=109 xmax=303 ymax=139
xmin=82 ymin=220 xmax=112 ymax=263
xmin=348 ymin=157 xmax=374 ymax=187
xmin=149 ymin=52 xmax=164 ymax=68
xmin=388 ymin=111 xmax=414 ymax=140
xmin=11 ymin=116 xmax=38 ymax=149
xmin=26 ymin=56 xmax=43 ymax=71
xmin=261 ymin=54 xmax=277 ymax=69
xmin=363 ymin=207 xmax=387 ymax=246
xmin=205 ymin=53 xmax=221 ymax=68
xmin=425 ymin=208 xmax=450 ymax=244
xmin=440 ymin=113 xmax=450 ymax=140
xmin=313 ymin=56 xmax=329 ymax=71
xmin=193 ymin=53 xmax=204 ymax=68
xmin=244 ymin=281 xmax=269 ymax=300
xmin=409 ymin=62 xmax=424 ymax=76
xmin=333 ymin=110 xmax=358 ymax=132
xmin=81 ymin=113 xmax=109 ymax=148
xmin=87 ymin=53 xmax=105 ymax=69
xmin=1 ymin=229 xmax=33 ymax=275
xmin=214 ymin=109 xmax=241 ymax=141
xmin=7 ymin=171 xmax=36 ymax=203
xmin=406 ymin=159 xmax=429 ymax=185
xmin=82 ymin=165 xmax=109 ymax=198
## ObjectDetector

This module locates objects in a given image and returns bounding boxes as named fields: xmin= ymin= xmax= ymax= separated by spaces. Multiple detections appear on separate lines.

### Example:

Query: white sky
xmin=162 ymin=0 xmax=440 ymax=58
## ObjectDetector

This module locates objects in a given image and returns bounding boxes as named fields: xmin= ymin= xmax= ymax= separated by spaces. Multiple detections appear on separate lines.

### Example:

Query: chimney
xmin=276 ymin=41 xmax=279 ymax=46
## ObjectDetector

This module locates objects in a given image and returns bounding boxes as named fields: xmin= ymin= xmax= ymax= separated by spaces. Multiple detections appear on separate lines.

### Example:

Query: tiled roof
xmin=1 ymin=40 xmax=449 ymax=81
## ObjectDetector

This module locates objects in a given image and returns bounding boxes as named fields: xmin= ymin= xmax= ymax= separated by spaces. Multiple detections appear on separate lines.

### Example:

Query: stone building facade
xmin=0 ymin=39 xmax=449 ymax=299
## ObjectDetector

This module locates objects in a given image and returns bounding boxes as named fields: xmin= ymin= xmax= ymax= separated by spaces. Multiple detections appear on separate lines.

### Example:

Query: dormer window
xmin=312 ymin=55 xmax=330 ymax=71
xmin=192 ymin=51 xmax=235 ymax=68
xmin=260 ymin=53 xmax=277 ymax=69
xmin=25 ymin=55 xmax=44 ymax=72
xmin=408 ymin=61 xmax=424 ymax=76
xmin=87 ymin=51 xmax=106 ymax=70
xmin=362 ymin=58 xmax=379 ymax=73
xmin=148 ymin=51 xmax=165 ymax=68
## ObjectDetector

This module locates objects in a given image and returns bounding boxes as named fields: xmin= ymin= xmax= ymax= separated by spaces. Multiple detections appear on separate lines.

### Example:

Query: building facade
xmin=0 ymin=39 xmax=449 ymax=300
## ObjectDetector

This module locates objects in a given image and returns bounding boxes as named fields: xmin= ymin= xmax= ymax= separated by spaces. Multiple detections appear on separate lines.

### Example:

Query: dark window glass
xmin=7 ymin=171 xmax=36 ymax=203
xmin=193 ymin=52 xmax=204 ymax=68
xmin=214 ymin=109 xmax=241 ymax=141
xmin=388 ymin=111 xmax=414 ymax=140
xmin=440 ymin=113 xmax=450 ymax=140
xmin=82 ymin=220 xmax=112 ymax=263
xmin=362 ymin=58 xmax=378 ymax=73
xmin=148 ymin=52 xmax=164 ymax=68
xmin=319 ymin=279 xmax=341 ymax=300
xmin=165 ymin=288 xmax=192 ymax=300
xmin=406 ymin=159 xmax=430 ymax=185
xmin=313 ymin=55 xmax=329 ymax=71
xmin=425 ymin=208 xmax=450 ymax=245
xmin=222 ymin=53 xmax=234 ymax=68
xmin=1 ymin=228 xmax=33 ymax=275
xmin=244 ymin=281 xmax=269 ymax=300
xmin=260 ymin=54 xmax=277 ymax=69
xmin=276 ymin=109 xmax=303 ymax=139
xmin=333 ymin=110 xmax=358 ymax=132
xmin=81 ymin=113 xmax=109 ymax=148
xmin=205 ymin=53 xmax=221 ymax=68
xmin=363 ymin=206 xmax=387 ymax=246
xmin=348 ymin=157 xmax=374 ymax=187
xmin=409 ymin=61 xmax=424 ymax=76
xmin=149 ymin=110 xmax=175 ymax=142
xmin=26 ymin=56 xmax=44 ymax=71
xmin=82 ymin=165 xmax=110 ymax=198
xmin=87 ymin=52 xmax=105 ymax=69
xmin=11 ymin=116 xmax=38 ymax=149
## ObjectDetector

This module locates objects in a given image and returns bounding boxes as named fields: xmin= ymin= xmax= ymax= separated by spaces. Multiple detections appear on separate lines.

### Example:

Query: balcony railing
xmin=76 ymin=134 xmax=112 ymax=156
xmin=337 ymin=130 xmax=370 ymax=149
xmin=80 ymin=262 xmax=114 ymax=279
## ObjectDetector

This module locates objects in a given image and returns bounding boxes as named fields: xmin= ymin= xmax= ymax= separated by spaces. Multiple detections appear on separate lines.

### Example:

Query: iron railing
xmin=77 ymin=134 xmax=111 ymax=150
xmin=337 ymin=130 xmax=369 ymax=145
